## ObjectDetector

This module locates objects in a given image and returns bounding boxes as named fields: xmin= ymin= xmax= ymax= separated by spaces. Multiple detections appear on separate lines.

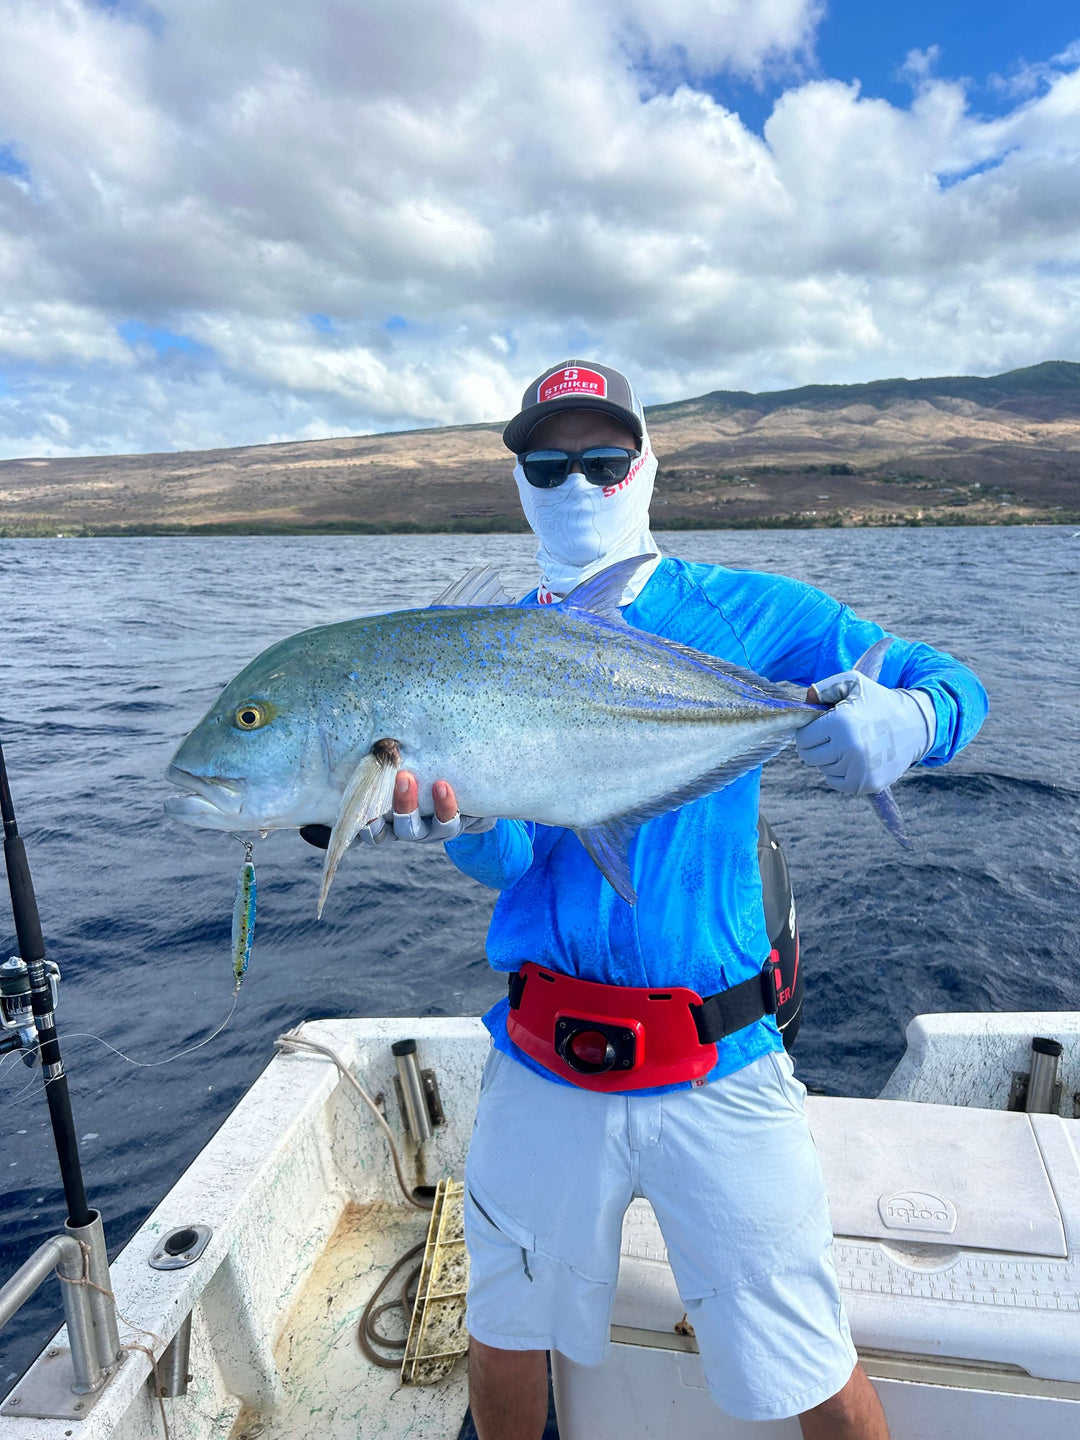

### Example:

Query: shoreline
xmin=2 ymin=510 xmax=1078 ymax=539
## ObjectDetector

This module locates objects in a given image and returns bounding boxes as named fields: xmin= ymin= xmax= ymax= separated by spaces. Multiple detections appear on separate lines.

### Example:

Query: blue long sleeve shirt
xmin=445 ymin=557 xmax=988 ymax=1091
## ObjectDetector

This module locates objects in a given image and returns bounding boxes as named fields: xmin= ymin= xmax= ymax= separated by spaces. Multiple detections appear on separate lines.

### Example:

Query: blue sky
xmin=711 ymin=2 xmax=1080 ymax=133
xmin=0 ymin=0 xmax=1078 ymax=456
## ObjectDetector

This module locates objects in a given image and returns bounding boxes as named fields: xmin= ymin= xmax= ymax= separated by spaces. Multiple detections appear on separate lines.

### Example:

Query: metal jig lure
xmin=231 ymin=839 xmax=257 ymax=994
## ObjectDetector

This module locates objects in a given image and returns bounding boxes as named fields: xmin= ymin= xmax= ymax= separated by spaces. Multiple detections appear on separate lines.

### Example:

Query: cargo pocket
xmin=465 ymin=1168 xmax=618 ymax=1287
xmin=466 ymin=1183 xmax=538 ymax=1283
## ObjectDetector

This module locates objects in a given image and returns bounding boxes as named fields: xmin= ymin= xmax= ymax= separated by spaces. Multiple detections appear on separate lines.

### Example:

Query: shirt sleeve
xmin=443 ymin=820 xmax=536 ymax=890
xmin=698 ymin=569 xmax=988 ymax=767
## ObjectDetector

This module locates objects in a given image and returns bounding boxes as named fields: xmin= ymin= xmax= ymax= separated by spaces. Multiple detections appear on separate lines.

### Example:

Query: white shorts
xmin=464 ymin=1046 xmax=857 ymax=1423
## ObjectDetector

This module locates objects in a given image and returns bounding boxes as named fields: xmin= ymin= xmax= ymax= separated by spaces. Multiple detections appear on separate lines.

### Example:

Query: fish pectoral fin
xmin=578 ymin=734 xmax=801 ymax=903
xmin=317 ymin=740 xmax=401 ymax=917
xmin=560 ymin=555 xmax=657 ymax=623
xmin=430 ymin=565 xmax=515 ymax=607
xmin=616 ymin=733 xmax=797 ymax=833
xmin=574 ymin=818 xmax=639 ymax=906
xmin=852 ymin=636 xmax=895 ymax=682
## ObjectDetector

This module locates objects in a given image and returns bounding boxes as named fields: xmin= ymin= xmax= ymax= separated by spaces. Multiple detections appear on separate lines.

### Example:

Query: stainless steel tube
xmin=1026 ymin=1036 xmax=1063 ymax=1114
xmin=66 ymin=1209 xmax=122 ymax=1369
xmin=392 ymin=1038 xmax=433 ymax=1145
xmin=152 ymin=1313 xmax=192 ymax=1397
xmin=0 ymin=1234 xmax=103 ymax=1394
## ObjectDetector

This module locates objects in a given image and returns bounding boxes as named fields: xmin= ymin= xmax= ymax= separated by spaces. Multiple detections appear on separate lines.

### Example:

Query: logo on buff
xmin=538 ymin=366 xmax=608 ymax=404
xmin=602 ymin=447 xmax=648 ymax=498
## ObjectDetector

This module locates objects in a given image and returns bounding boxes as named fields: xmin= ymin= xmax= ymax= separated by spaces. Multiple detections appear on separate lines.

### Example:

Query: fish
xmin=164 ymin=555 xmax=905 ymax=911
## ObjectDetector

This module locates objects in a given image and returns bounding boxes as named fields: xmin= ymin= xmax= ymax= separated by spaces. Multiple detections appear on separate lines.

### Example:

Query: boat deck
xmin=261 ymin=1201 xmax=467 ymax=1440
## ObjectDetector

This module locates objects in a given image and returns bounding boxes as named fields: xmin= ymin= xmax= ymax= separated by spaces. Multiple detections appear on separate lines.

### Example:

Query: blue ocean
xmin=2 ymin=527 xmax=1078 ymax=1392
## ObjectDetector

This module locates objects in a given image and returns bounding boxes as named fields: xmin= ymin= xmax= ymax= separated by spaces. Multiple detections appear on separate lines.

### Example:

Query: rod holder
xmin=392 ymin=1038 xmax=433 ymax=1145
xmin=1026 ymin=1036 xmax=1063 ymax=1115
xmin=151 ymin=1313 xmax=192 ymax=1398
xmin=66 ymin=1210 xmax=122 ymax=1371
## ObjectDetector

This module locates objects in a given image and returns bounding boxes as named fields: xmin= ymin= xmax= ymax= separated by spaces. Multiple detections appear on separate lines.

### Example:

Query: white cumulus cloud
xmin=0 ymin=0 xmax=1077 ymax=457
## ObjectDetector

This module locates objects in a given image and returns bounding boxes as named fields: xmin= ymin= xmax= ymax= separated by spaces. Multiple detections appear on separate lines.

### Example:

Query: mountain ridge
xmin=2 ymin=361 xmax=1078 ymax=533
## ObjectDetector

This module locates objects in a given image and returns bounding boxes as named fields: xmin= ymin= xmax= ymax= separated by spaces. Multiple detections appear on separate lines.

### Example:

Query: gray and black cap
xmin=502 ymin=360 xmax=645 ymax=454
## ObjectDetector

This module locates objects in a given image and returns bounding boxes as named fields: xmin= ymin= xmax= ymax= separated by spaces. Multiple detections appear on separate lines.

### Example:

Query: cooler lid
xmin=808 ymin=1098 xmax=1067 ymax=1259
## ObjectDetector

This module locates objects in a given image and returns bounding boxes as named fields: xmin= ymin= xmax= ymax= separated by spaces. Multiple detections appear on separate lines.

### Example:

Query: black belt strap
xmin=506 ymin=960 xmax=778 ymax=1045
xmin=690 ymin=960 xmax=778 ymax=1044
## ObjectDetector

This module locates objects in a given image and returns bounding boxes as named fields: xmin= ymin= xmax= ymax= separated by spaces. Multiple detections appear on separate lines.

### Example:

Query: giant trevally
xmin=164 ymin=555 xmax=904 ymax=911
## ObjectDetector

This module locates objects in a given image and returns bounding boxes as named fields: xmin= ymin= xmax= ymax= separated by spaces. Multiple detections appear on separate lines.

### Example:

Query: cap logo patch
xmin=538 ymin=366 xmax=608 ymax=404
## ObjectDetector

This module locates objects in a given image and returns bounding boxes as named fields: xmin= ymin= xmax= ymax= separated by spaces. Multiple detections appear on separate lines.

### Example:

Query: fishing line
xmin=60 ymin=993 xmax=240 ymax=1069
xmin=3 ymin=837 xmax=257 ymax=1100
xmin=0 ymin=993 xmax=240 ymax=1104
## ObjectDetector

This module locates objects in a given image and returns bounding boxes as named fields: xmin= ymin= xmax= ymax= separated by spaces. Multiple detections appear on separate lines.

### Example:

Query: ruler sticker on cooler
xmin=832 ymin=1240 xmax=1080 ymax=1313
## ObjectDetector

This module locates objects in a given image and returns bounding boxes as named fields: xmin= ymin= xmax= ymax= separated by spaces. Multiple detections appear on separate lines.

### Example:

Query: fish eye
xmin=234 ymin=702 xmax=269 ymax=731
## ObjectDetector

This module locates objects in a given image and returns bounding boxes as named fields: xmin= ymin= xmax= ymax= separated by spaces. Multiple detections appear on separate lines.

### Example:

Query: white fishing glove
xmin=796 ymin=672 xmax=937 ymax=795
xmin=360 ymin=810 xmax=496 ymax=845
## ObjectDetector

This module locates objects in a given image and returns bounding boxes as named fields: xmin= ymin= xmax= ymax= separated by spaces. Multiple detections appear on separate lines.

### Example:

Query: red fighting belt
xmin=506 ymin=956 xmax=780 ymax=1092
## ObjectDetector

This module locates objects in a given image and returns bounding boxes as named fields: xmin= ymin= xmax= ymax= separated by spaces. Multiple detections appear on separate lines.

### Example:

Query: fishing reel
xmin=0 ymin=954 xmax=60 ymax=1066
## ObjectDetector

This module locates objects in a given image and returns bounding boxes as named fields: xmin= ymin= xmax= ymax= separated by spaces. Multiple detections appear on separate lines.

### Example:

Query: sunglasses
xmin=518 ymin=446 xmax=640 ymax=489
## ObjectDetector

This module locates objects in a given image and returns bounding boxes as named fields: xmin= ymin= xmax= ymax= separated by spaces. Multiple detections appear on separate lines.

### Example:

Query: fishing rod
xmin=0 ymin=734 xmax=91 ymax=1228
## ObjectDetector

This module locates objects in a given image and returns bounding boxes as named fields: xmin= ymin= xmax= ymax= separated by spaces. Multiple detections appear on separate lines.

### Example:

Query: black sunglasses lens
xmin=580 ymin=448 xmax=634 ymax=485
xmin=520 ymin=447 xmax=637 ymax=488
xmin=521 ymin=451 xmax=571 ymax=488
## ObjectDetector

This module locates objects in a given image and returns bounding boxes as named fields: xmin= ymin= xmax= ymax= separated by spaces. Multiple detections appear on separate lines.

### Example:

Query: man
xmin=370 ymin=362 xmax=986 ymax=1438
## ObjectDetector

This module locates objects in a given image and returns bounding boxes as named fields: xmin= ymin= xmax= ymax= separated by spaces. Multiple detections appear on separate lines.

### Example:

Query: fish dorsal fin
xmin=317 ymin=739 xmax=401 ymax=917
xmin=853 ymin=636 xmax=894 ymax=682
xmin=648 ymin=633 xmax=815 ymax=708
xmin=560 ymin=554 xmax=658 ymax=623
xmin=574 ymin=818 xmax=639 ymax=906
xmin=430 ymin=565 xmax=514 ymax=608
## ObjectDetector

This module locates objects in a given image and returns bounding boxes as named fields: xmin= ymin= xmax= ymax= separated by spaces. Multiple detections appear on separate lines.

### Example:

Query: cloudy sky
xmin=0 ymin=0 xmax=1078 ymax=458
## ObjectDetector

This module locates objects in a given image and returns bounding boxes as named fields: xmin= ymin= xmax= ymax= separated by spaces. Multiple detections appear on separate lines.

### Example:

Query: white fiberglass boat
xmin=2 ymin=1009 xmax=1079 ymax=1439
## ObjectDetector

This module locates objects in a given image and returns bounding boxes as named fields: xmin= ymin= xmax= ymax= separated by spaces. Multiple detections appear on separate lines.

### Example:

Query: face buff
xmin=514 ymin=421 xmax=662 ymax=605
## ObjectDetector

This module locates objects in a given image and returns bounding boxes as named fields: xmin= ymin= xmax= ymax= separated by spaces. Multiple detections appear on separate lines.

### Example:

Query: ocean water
xmin=1 ymin=527 xmax=1078 ymax=1393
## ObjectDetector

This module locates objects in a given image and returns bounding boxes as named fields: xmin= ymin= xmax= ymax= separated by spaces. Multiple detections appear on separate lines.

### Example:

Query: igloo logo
xmin=878 ymin=1190 xmax=957 ymax=1234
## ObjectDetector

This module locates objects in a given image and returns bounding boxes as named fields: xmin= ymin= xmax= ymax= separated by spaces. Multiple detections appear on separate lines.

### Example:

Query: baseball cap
xmin=502 ymin=360 xmax=645 ymax=454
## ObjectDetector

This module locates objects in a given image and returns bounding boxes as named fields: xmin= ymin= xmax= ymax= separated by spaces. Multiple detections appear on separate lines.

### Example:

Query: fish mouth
xmin=164 ymin=765 xmax=245 ymax=823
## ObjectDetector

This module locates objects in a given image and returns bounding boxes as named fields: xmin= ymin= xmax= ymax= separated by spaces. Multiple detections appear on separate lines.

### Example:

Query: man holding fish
xmin=165 ymin=360 xmax=987 ymax=1439
xmin=372 ymin=363 xmax=986 ymax=1440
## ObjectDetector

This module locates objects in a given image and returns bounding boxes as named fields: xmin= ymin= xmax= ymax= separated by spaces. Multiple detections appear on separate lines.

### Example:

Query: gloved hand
xmin=796 ymin=673 xmax=936 ymax=795
xmin=299 ymin=773 xmax=495 ymax=850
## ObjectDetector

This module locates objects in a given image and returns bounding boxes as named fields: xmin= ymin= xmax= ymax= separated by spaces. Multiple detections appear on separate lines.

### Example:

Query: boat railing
xmin=0 ymin=1213 xmax=123 ymax=1415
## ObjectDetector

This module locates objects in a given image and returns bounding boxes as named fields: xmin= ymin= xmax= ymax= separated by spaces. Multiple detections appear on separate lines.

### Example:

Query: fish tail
xmin=868 ymin=786 xmax=912 ymax=850
xmin=853 ymin=636 xmax=894 ymax=682
xmin=854 ymin=638 xmax=913 ymax=848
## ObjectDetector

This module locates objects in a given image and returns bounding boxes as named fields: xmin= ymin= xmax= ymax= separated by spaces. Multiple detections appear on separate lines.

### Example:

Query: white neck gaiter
xmin=514 ymin=423 xmax=662 ymax=606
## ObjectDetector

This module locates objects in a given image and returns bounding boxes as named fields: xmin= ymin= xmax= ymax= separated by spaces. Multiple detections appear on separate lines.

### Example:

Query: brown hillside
xmin=2 ymin=363 xmax=1078 ymax=533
